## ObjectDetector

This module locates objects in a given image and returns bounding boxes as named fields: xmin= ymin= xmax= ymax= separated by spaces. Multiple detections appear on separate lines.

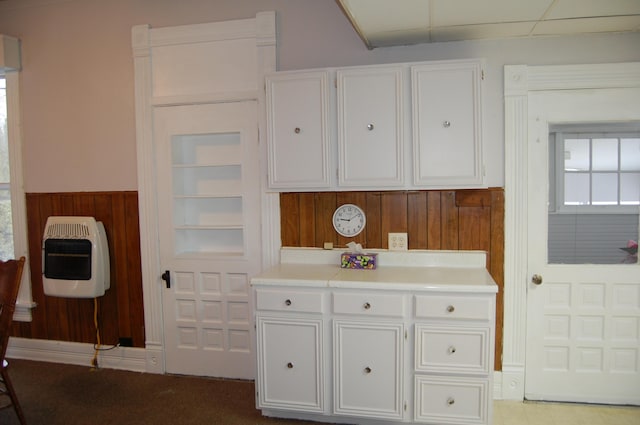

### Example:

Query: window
xmin=549 ymin=123 xmax=639 ymax=265
xmin=0 ymin=77 xmax=15 ymax=260
xmin=560 ymin=131 xmax=640 ymax=208
xmin=1 ymin=68 xmax=34 ymax=320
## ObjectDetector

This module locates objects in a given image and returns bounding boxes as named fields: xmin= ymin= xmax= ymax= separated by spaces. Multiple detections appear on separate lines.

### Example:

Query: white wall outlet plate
xmin=388 ymin=233 xmax=408 ymax=251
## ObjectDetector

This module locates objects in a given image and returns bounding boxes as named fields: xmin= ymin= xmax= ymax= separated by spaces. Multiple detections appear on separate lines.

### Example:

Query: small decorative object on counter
xmin=340 ymin=253 xmax=377 ymax=269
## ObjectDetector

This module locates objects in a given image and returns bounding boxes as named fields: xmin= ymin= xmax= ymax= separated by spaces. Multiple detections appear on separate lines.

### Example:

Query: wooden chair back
xmin=0 ymin=257 xmax=25 ymax=362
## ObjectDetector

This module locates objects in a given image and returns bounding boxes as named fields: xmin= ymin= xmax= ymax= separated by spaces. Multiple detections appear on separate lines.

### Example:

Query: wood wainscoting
xmin=12 ymin=192 xmax=145 ymax=348
xmin=280 ymin=188 xmax=504 ymax=370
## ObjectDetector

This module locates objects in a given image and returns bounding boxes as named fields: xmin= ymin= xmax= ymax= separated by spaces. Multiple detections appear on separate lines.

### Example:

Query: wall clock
xmin=332 ymin=203 xmax=366 ymax=237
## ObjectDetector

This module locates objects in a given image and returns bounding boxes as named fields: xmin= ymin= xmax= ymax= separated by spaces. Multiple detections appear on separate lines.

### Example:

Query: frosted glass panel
xmin=565 ymin=173 xmax=589 ymax=205
xmin=620 ymin=173 xmax=640 ymax=205
xmin=565 ymin=139 xmax=589 ymax=171
xmin=592 ymin=173 xmax=618 ymax=205
xmin=592 ymin=138 xmax=618 ymax=171
xmin=621 ymin=138 xmax=640 ymax=171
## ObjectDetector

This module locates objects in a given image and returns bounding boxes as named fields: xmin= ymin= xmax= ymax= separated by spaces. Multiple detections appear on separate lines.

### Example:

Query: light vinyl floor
xmin=494 ymin=400 xmax=640 ymax=425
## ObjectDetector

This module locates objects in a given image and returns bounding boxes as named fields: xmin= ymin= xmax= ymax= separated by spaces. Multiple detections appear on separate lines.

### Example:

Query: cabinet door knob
xmin=287 ymin=362 xmax=294 ymax=369
xmin=446 ymin=305 xmax=455 ymax=313
xmin=443 ymin=120 xmax=451 ymax=128
xmin=363 ymin=302 xmax=371 ymax=310
xmin=367 ymin=123 xmax=374 ymax=131
xmin=294 ymin=127 xmax=301 ymax=134
xmin=447 ymin=397 xmax=455 ymax=406
xmin=448 ymin=346 xmax=457 ymax=354
xmin=364 ymin=366 xmax=372 ymax=374
xmin=285 ymin=299 xmax=292 ymax=306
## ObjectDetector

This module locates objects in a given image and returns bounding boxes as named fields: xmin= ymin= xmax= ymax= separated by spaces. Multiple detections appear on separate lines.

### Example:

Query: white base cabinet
xmin=252 ymin=250 xmax=497 ymax=425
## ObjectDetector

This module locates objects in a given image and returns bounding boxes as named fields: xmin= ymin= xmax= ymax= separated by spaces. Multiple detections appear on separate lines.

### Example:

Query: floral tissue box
xmin=340 ymin=253 xmax=377 ymax=269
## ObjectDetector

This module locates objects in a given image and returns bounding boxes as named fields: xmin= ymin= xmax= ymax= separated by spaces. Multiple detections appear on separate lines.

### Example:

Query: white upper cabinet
xmin=412 ymin=60 xmax=484 ymax=187
xmin=266 ymin=71 xmax=331 ymax=189
xmin=337 ymin=66 xmax=404 ymax=187
xmin=265 ymin=59 xmax=485 ymax=191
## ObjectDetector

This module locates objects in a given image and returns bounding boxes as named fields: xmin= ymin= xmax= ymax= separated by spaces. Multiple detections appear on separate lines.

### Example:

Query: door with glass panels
xmin=154 ymin=101 xmax=261 ymax=379
xmin=525 ymin=88 xmax=640 ymax=404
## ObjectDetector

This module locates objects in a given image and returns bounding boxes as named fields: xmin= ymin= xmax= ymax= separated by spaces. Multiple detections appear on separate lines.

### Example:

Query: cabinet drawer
xmin=256 ymin=289 xmax=324 ymax=313
xmin=333 ymin=292 xmax=405 ymax=317
xmin=414 ymin=375 xmax=489 ymax=425
xmin=415 ymin=324 xmax=490 ymax=375
xmin=415 ymin=295 xmax=493 ymax=321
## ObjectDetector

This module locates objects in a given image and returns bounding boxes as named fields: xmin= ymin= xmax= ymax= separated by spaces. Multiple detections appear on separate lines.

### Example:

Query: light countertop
xmin=252 ymin=248 xmax=498 ymax=293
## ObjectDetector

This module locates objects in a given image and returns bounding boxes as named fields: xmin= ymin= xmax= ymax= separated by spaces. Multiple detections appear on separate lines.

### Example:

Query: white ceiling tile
xmin=546 ymin=0 xmax=640 ymax=20
xmin=341 ymin=0 xmax=429 ymax=32
xmin=431 ymin=21 xmax=537 ymax=42
xmin=533 ymin=16 xmax=640 ymax=36
xmin=431 ymin=0 xmax=554 ymax=26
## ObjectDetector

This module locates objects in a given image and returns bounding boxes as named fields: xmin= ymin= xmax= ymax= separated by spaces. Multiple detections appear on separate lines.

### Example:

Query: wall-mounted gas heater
xmin=42 ymin=216 xmax=110 ymax=298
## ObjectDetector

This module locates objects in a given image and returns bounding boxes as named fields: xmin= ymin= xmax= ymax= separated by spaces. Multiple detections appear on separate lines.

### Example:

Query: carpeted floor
xmin=0 ymin=359 xmax=321 ymax=425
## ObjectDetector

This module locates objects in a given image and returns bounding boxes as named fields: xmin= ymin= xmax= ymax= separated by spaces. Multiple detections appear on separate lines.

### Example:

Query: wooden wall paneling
xmin=407 ymin=192 xmax=427 ymax=249
xmin=123 ymin=193 xmax=145 ymax=346
xmin=426 ymin=191 xmax=442 ymax=249
xmin=19 ymin=192 xmax=145 ymax=348
xmin=279 ymin=193 xmax=300 ymax=246
xmin=441 ymin=191 xmax=459 ymax=249
xmin=490 ymin=189 xmax=505 ymax=371
xmin=108 ymin=192 xmax=131 ymax=345
xmin=314 ymin=192 xmax=337 ymax=247
xmin=298 ymin=193 xmax=316 ymax=247
xmin=365 ymin=192 xmax=382 ymax=249
xmin=380 ymin=192 xmax=407 ymax=249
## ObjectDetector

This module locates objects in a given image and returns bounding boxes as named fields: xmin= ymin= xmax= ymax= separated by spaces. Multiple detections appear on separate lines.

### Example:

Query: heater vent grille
xmin=45 ymin=223 xmax=91 ymax=239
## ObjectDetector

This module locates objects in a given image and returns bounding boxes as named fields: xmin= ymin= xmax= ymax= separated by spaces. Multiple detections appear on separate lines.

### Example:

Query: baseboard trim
xmin=7 ymin=337 xmax=148 ymax=372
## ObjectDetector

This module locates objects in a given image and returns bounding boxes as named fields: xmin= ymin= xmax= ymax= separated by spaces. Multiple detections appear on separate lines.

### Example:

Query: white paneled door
xmin=525 ymin=88 xmax=640 ymax=404
xmin=154 ymin=101 xmax=261 ymax=379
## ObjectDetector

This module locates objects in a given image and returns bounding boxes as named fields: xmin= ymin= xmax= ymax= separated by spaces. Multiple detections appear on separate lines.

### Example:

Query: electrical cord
xmin=91 ymin=297 xmax=100 ymax=369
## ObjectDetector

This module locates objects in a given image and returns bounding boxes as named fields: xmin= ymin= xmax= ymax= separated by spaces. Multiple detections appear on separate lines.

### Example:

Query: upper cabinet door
xmin=337 ymin=66 xmax=404 ymax=187
xmin=412 ymin=60 xmax=484 ymax=188
xmin=266 ymin=71 xmax=331 ymax=189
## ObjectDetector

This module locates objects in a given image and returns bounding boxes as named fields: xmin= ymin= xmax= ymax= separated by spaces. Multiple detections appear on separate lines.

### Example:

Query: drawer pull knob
xmin=364 ymin=366 xmax=372 ymax=374
xmin=448 ymin=346 xmax=457 ymax=354
xmin=363 ymin=302 xmax=371 ymax=310
xmin=367 ymin=123 xmax=374 ymax=131
xmin=446 ymin=305 xmax=455 ymax=313
xmin=294 ymin=127 xmax=301 ymax=134
xmin=447 ymin=397 xmax=455 ymax=406
xmin=287 ymin=362 xmax=294 ymax=369
xmin=285 ymin=299 xmax=292 ymax=306
xmin=443 ymin=120 xmax=451 ymax=128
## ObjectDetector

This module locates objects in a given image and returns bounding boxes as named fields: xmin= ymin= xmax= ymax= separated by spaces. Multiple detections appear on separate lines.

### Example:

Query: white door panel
xmin=154 ymin=101 xmax=261 ymax=379
xmin=526 ymin=89 xmax=640 ymax=404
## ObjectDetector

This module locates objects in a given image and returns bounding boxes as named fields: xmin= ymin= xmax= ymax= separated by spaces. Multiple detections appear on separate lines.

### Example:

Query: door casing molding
xmin=131 ymin=13 xmax=277 ymax=373
xmin=502 ymin=62 xmax=640 ymax=399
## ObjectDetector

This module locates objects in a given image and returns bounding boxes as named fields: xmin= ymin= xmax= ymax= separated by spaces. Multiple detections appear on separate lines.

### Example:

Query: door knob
xmin=531 ymin=274 xmax=543 ymax=285
xmin=161 ymin=270 xmax=171 ymax=288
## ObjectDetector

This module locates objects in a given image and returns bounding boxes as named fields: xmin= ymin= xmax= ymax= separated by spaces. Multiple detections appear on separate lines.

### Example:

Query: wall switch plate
xmin=388 ymin=233 xmax=408 ymax=251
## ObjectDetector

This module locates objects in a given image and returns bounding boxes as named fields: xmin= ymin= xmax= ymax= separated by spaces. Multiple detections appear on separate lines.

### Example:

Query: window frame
xmin=2 ymin=71 xmax=34 ymax=321
xmin=550 ymin=123 xmax=640 ymax=215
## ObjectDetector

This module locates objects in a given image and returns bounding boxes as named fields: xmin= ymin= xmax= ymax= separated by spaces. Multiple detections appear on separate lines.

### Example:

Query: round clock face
xmin=332 ymin=204 xmax=366 ymax=237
